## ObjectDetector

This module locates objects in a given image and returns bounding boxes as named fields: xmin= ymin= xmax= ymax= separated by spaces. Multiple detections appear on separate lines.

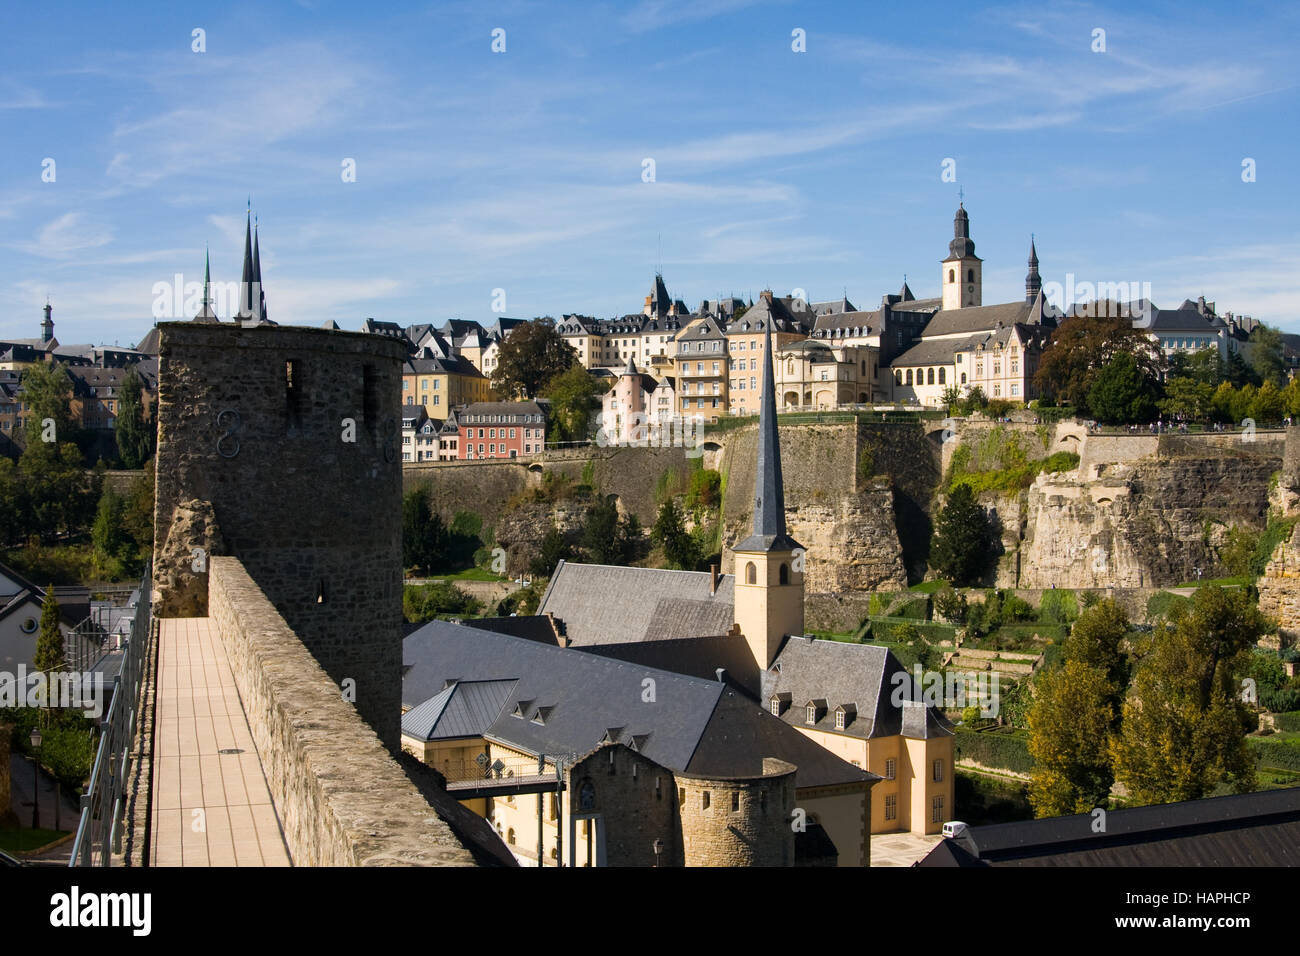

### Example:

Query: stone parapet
xmin=208 ymin=556 xmax=479 ymax=866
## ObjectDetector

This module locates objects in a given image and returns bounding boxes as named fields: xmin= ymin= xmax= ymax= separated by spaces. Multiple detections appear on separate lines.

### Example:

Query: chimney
xmin=715 ymin=668 xmax=727 ymax=683
xmin=760 ymin=290 xmax=773 ymax=302
xmin=710 ymin=563 xmax=719 ymax=594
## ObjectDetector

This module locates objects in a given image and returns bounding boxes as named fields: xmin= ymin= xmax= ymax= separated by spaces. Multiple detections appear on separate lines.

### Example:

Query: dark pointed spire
xmin=252 ymin=219 xmax=266 ymax=321
xmin=736 ymin=321 xmax=801 ymax=553
xmin=238 ymin=208 xmax=254 ymax=317
xmin=1025 ymin=235 xmax=1041 ymax=303
xmin=194 ymin=245 xmax=219 ymax=322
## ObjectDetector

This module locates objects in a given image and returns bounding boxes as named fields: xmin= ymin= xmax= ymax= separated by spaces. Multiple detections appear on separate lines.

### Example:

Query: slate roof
xmin=918 ymin=787 xmax=1300 ymax=867
xmin=402 ymin=679 xmax=520 ymax=741
xmin=401 ymin=622 xmax=875 ymax=789
xmin=726 ymin=295 xmax=805 ymax=336
xmin=761 ymin=636 xmax=952 ymax=741
xmin=538 ymin=561 xmax=734 ymax=646
xmin=462 ymin=615 xmax=563 ymax=646
xmin=811 ymin=297 xmax=856 ymax=316
xmin=459 ymin=400 xmax=545 ymax=422
xmin=919 ymin=300 xmax=1038 ymax=338
xmin=1148 ymin=307 xmax=1227 ymax=332
xmin=813 ymin=309 xmax=883 ymax=336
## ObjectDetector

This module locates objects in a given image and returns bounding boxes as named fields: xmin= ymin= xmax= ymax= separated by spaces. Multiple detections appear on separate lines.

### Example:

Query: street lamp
xmin=653 ymin=838 xmax=664 ymax=867
xmin=30 ymin=727 xmax=42 ymax=830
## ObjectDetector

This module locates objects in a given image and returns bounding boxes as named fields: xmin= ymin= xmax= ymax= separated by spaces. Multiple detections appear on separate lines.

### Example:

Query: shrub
xmin=934 ymin=586 xmax=968 ymax=623
xmin=1250 ymin=737 xmax=1300 ymax=773
xmin=1038 ymin=589 xmax=1079 ymax=624
xmin=1146 ymin=590 xmax=1191 ymax=621
xmin=1274 ymin=712 xmax=1300 ymax=733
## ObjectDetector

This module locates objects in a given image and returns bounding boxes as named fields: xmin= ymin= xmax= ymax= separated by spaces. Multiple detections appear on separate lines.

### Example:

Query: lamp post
xmin=30 ymin=727 xmax=43 ymax=830
xmin=653 ymin=838 xmax=664 ymax=867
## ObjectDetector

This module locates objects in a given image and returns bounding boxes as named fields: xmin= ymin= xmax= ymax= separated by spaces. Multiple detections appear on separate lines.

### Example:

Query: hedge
xmin=1249 ymin=736 xmax=1300 ymax=773
xmin=953 ymin=727 xmax=1035 ymax=775
xmin=1274 ymin=712 xmax=1300 ymax=733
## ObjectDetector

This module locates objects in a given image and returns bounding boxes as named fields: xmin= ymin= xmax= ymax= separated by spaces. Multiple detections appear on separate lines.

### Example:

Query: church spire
xmin=1025 ymin=236 xmax=1041 ymax=303
xmin=736 ymin=321 xmax=801 ymax=552
xmin=238 ymin=206 xmax=254 ymax=318
xmin=193 ymin=246 xmax=218 ymax=322
xmin=252 ymin=218 xmax=266 ymax=322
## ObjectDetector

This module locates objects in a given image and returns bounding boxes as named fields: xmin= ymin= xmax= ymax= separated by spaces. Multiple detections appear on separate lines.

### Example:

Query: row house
xmin=400 ymin=404 xmax=444 ymax=463
xmin=401 ymin=351 xmax=492 ymax=419
xmin=674 ymin=316 xmax=729 ymax=418
xmin=458 ymin=401 xmax=547 ymax=460
xmin=773 ymin=340 xmax=877 ymax=409
xmin=724 ymin=292 xmax=809 ymax=416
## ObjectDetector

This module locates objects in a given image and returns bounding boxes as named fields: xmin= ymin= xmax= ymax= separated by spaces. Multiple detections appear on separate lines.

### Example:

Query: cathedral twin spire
xmin=193 ymin=202 xmax=268 ymax=323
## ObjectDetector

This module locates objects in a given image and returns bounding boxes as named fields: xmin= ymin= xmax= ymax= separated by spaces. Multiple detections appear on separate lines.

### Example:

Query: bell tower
xmin=941 ymin=200 xmax=982 ymax=310
xmin=732 ymin=322 xmax=804 ymax=671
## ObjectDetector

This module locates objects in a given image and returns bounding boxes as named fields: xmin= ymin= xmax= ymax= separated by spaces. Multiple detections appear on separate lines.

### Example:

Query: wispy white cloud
xmin=15 ymin=212 xmax=114 ymax=259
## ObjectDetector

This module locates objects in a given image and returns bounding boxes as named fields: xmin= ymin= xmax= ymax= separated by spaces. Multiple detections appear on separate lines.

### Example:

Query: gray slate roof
xmin=538 ymin=561 xmax=734 ymax=646
xmin=762 ymin=636 xmax=953 ymax=741
xmin=401 ymin=622 xmax=874 ymax=788
xmin=402 ymin=679 xmax=519 ymax=741
xmin=918 ymin=300 xmax=1038 ymax=338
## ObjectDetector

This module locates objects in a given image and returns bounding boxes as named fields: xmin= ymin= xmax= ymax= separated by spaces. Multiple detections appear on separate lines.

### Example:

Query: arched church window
xmin=779 ymin=564 xmax=790 ymax=585
xmin=967 ymin=269 xmax=974 ymax=283
xmin=745 ymin=562 xmax=757 ymax=585
xmin=948 ymin=269 xmax=955 ymax=283
xmin=906 ymin=369 xmax=913 ymax=385
xmin=927 ymin=368 xmax=935 ymax=385
xmin=939 ymin=368 xmax=946 ymax=384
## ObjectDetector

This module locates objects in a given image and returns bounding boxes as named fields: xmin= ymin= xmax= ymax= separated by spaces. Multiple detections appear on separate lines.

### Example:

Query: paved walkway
xmin=150 ymin=617 xmax=290 ymax=866
xmin=9 ymin=752 xmax=83 ymax=834
xmin=871 ymin=831 xmax=943 ymax=867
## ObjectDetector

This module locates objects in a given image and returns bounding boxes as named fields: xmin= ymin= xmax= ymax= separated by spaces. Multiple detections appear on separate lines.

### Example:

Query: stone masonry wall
xmin=677 ymin=759 xmax=796 ymax=867
xmin=1257 ymin=521 xmax=1300 ymax=650
xmin=567 ymin=744 xmax=683 ymax=867
xmin=152 ymin=323 xmax=405 ymax=749
xmin=209 ymin=556 xmax=480 ymax=866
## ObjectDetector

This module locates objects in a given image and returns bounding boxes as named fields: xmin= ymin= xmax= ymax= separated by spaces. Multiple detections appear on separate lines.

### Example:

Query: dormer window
xmin=806 ymin=704 xmax=816 ymax=724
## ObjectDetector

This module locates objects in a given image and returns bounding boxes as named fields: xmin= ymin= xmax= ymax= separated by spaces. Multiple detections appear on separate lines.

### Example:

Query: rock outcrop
xmin=1257 ymin=522 xmax=1300 ymax=650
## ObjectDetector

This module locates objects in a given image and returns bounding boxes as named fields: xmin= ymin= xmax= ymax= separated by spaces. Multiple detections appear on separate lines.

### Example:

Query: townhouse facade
xmin=458 ymin=401 xmax=547 ymax=460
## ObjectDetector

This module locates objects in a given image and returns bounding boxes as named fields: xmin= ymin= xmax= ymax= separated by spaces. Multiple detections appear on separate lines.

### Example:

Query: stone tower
xmin=941 ymin=203 xmax=982 ymax=311
xmin=732 ymin=321 xmax=804 ymax=671
xmin=1025 ymin=237 xmax=1041 ymax=303
xmin=41 ymin=302 xmax=54 ymax=344
xmin=151 ymin=322 xmax=407 ymax=749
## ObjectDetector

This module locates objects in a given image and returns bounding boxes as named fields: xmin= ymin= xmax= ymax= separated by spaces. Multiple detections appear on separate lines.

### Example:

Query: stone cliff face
xmin=720 ymin=422 xmax=919 ymax=592
xmin=1257 ymin=522 xmax=1300 ymax=650
xmin=1020 ymin=455 xmax=1278 ymax=589
xmin=493 ymin=500 xmax=589 ymax=577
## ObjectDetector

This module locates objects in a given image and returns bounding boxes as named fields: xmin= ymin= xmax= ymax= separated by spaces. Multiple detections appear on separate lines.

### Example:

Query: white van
xmin=942 ymin=821 xmax=969 ymax=839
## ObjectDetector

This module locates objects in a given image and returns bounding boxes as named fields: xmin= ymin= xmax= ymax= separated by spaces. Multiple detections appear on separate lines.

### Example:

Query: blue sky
xmin=1 ymin=0 xmax=1297 ymax=348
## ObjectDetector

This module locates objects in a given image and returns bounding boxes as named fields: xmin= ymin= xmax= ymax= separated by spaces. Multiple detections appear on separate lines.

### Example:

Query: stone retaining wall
xmin=209 ymin=556 xmax=480 ymax=866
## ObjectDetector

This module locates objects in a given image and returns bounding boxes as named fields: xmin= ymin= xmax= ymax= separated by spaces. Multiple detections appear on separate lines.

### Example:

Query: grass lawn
xmin=1172 ymin=575 xmax=1251 ymax=588
xmin=0 ymin=827 xmax=68 ymax=854
xmin=419 ymin=566 xmax=507 ymax=582
xmin=908 ymin=580 xmax=948 ymax=594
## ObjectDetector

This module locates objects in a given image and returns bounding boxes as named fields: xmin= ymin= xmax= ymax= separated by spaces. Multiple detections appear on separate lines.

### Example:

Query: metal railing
xmin=69 ymin=562 xmax=152 ymax=867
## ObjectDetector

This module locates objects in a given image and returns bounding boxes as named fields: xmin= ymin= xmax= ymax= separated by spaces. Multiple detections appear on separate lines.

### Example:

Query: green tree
xmin=1086 ymin=352 xmax=1158 ymax=424
xmin=651 ymin=499 xmax=701 ymax=570
xmin=33 ymin=586 xmax=65 ymax=715
xmin=542 ymin=365 xmax=605 ymax=444
xmin=1159 ymin=376 xmax=1213 ymax=422
xmin=0 ymin=457 xmax=22 ymax=547
xmin=402 ymin=487 xmax=446 ymax=573
xmin=930 ymin=484 xmax=993 ymax=586
xmin=1246 ymin=325 xmax=1286 ymax=388
xmin=582 ymin=497 xmax=623 ymax=564
xmin=114 ymin=368 xmax=154 ymax=468
xmin=491 ymin=319 xmax=578 ymax=399
xmin=121 ymin=469 xmax=155 ymax=560
xmin=91 ymin=487 xmax=133 ymax=579
xmin=19 ymin=361 xmax=77 ymax=449
xmin=1034 ymin=314 xmax=1163 ymax=410
xmin=19 ymin=440 xmax=93 ymax=542
xmin=1028 ymin=660 xmax=1118 ymax=816
xmin=1111 ymin=587 xmax=1264 ymax=805
xmin=530 ymin=526 xmax=574 ymax=578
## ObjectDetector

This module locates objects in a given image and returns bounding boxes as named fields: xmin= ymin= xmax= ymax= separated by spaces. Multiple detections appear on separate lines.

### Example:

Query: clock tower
xmin=941 ymin=202 xmax=982 ymax=311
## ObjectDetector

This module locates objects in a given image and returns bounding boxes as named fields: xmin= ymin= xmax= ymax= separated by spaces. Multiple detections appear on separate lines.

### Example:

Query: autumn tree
xmin=1028 ymin=660 xmax=1118 ymax=816
xmin=1111 ymin=586 xmax=1265 ymax=805
xmin=1034 ymin=315 xmax=1163 ymax=411
xmin=491 ymin=319 xmax=578 ymax=399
